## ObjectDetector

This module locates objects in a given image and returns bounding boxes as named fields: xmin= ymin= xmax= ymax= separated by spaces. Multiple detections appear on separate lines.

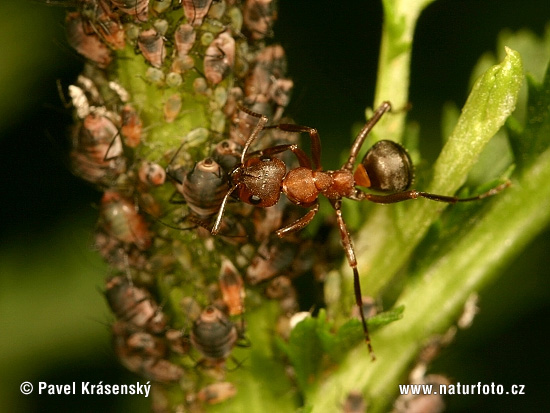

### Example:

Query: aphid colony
xmin=59 ymin=0 xmax=313 ymax=409
xmin=59 ymin=0 xmax=508 ymax=410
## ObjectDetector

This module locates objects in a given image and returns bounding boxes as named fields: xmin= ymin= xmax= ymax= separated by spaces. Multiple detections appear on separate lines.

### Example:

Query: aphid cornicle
xmin=212 ymin=102 xmax=510 ymax=360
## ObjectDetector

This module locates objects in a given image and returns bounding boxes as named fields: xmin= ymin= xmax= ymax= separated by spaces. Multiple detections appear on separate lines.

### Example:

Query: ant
xmin=211 ymin=101 xmax=510 ymax=360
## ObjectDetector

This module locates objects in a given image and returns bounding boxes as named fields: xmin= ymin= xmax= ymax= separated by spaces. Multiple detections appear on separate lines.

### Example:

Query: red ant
xmin=211 ymin=101 xmax=510 ymax=360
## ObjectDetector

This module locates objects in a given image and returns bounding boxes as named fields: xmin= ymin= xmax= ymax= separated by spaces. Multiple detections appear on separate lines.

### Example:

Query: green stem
xmin=372 ymin=0 xmax=436 ymax=143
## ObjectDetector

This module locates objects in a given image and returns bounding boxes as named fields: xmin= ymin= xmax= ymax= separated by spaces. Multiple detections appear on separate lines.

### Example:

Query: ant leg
xmin=248 ymin=144 xmax=312 ymax=169
xmin=267 ymin=124 xmax=322 ymax=171
xmin=330 ymin=199 xmax=375 ymax=360
xmin=343 ymin=101 xmax=392 ymax=172
xmin=275 ymin=201 xmax=320 ymax=238
xmin=356 ymin=181 xmax=511 ymax=204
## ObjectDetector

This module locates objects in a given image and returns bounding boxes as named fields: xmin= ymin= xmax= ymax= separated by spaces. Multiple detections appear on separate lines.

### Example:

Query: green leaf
xmin=510 ymin=61 xmax=550 ymax=168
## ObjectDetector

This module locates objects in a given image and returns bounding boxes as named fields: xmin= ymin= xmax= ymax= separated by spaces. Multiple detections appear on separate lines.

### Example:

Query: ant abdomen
xmin=361 ymin=140 xmax=413 ymax=193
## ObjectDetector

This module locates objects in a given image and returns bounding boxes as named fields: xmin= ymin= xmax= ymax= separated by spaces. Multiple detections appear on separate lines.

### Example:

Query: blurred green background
xmin=1 ymin=1 xmax=549 ymax=412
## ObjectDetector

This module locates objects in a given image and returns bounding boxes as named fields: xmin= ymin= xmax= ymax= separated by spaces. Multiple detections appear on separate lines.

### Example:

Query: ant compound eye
xmin=249 ymin=195 xmax=262 ymax=205
xmin=362 ymin=140 xmax=413 ymax=193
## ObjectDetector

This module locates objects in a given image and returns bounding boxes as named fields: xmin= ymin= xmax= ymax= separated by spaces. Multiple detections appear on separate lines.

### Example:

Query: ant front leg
xmin=330 ymin=199 xmax=375 ymax=360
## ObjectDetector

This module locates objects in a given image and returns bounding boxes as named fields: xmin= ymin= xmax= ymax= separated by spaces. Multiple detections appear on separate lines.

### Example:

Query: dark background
xmin=1 ymin=1 xmax=549 ymax=411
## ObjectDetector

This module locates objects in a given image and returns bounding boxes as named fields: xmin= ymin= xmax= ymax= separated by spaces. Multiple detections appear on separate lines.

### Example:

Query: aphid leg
xmin=344 ymin=101 xmax=392 ymax=172
xmin=275 ymin=201 xmax=319 ymax=238
xmin=330 ymin=199 xmax=375 ymax=360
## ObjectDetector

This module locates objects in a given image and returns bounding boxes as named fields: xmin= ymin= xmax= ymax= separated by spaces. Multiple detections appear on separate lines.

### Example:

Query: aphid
xmin=242 ymin=0 xmax=277 ymax=41
xmin=120 ymin=104 xmax=142 ymax=147
xmin=212 ymin=103 xmax=510 ymax=359
xmin=197 ymin=381 xmax=237 ymax=404
xmin=229 ymin=105 xmax=260 ymax=145
xmin=211 ymin=139 xmax=243 ymax=173
xmin=152 ymin=0 xmax=171 ymax=14
xmin=100 ymin=191 xmax=152 ymax=250
xmin=204 ymin=31 xmax=235 ymax=85
xmin=219 ymin=257 xmax=245 ymax=316
xmin=342 ymin=391 xmax=366 ymax=413
xmin=178 ymin=158 xmax=229 ymax=221
xmin=265 ymin=276 xmax=298 ymax=315
xmin=109 ymin=0 xmax=150 ymax=21
xmin=112 ymin=321 xmax=184 ymax=383
xmin=244 ymin=44 xmax=287 ymax=97
xmin=223 ymin=86 xmax=244 ymax=118
xmin=165 ymin=328 xmax=191 ymax=355
xmin=105 ymin=275 xmax=167 ymax=333
xmin=190 ymin=306 xmax=238 ymax=363
xmin=138 ymin=28 xmax=166 ymax=68
xmin=163 ymin=93 xmax=183 ymax=123
xmin=139 ymin=161 xmax=166 ymax=187
xmin=70 ymin=111 xmax=126 ymax=186
xmin=124 ymin=329 xmax=167 ymax=358
xmin=66 ymin=11 xmax=112 ymax=68
xmin=246 ymin=238 xmax=296 ymax=285
xmin=174 ymin=23 xmax=196 ymax=57
xmin=182 ymin=0 xmax=214 ymax=27
xmin=167 ymin=71 xmax=184 ymax=87
xmin=91 ymin=3 xmax=126 ymax=50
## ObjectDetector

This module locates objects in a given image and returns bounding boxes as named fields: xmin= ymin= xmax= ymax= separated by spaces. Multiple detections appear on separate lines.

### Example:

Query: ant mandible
xmin=211 ymin=101 xmax=509 ymax=360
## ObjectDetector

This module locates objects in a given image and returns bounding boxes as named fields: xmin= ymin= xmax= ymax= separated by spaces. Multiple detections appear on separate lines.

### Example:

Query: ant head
xmin=231 ymin=156 xmax=285 ymax=207
xmin=355 ymin=140 xmax=413 ymax=193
